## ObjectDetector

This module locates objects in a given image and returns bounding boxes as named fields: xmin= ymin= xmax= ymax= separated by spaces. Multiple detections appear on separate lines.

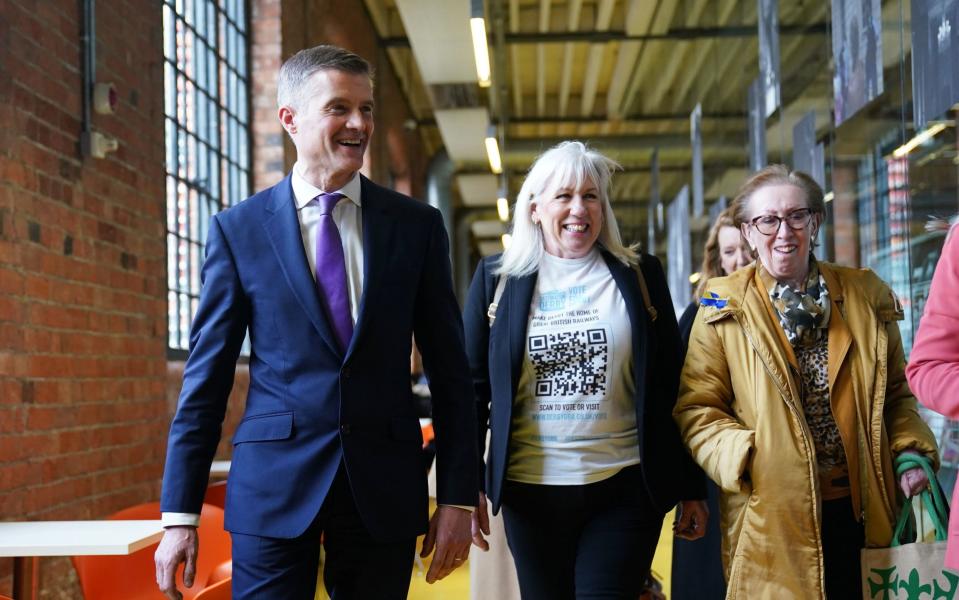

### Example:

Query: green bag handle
xmin=891 ymin=453 xmax=948 ymax=546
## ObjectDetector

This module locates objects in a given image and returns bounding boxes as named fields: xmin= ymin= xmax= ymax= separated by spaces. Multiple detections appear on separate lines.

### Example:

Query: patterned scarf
xmin=764 ymin=258 xmax=831 ymax=348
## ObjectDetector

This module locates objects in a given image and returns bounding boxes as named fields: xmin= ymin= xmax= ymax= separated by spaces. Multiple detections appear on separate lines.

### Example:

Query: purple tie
xmin=314 ymin=192 xmax=353 ymax=352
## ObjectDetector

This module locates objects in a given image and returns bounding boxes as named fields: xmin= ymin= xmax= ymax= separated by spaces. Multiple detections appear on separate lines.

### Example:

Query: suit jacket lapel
xmin=741 ymin=268 xmax=802 ymax=404
xmin=820 ymin=264 xmax=853 ymax=392
xmin=262 ymin=174 xmax=342 ymax=358
xmin=506 ymin=272 xmax=536 ymax=397
xmin=604 ymin=254 xmax=648 ymax=402
xmin=346 ymin=176 xmax=395 ymax=359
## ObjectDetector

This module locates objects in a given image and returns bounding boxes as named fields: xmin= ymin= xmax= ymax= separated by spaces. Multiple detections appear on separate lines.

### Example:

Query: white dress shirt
xmin=292 ymin=165 xmax=365 ymax=323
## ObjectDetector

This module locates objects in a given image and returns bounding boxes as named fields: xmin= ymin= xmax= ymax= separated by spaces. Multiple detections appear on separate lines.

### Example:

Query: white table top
xmin=209 ymin=460 xmax=231 ymax=476
xmin=0 ymin=520 xmax=164 ymax=557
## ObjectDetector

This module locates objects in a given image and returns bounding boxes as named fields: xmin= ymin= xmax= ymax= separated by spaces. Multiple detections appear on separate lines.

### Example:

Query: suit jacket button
xmin=342 ymin=367 xmax=351 ymax=379
xmin=340 ymin=424 xmax=351 ymax=435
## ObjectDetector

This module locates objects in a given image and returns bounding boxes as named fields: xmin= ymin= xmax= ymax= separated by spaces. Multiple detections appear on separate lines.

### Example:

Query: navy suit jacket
xmin=160 ymin=174 xmax=477 ymax=541
xmin=463 ymin=250 xmax=705 ymax=514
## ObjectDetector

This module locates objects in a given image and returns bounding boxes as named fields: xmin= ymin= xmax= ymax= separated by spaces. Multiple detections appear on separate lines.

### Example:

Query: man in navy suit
xmin=154 ymin=45 xmax=477 ymax=600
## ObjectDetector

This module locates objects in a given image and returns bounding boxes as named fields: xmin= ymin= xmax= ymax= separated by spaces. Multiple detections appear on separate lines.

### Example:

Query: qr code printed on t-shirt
xmin=528 ymin=328 xmax=608 ymax=397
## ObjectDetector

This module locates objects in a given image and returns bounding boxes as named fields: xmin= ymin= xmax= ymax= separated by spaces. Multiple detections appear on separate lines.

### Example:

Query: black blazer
xmin=463 ymin=249 xmax=705 ymax=514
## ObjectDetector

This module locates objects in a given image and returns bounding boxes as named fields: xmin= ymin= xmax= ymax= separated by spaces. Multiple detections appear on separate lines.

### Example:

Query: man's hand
xmin=673 ymin=500 xmax=709 ymax=541
xmin=420 ymin=505 xmax=472 ymax=584
xmin=471 ymin=492 xmax=491 ymax=551
xmin=154 ymin=526 xmax=198 ymax=600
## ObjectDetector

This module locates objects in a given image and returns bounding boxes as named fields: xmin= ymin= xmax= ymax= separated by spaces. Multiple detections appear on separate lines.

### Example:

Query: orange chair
xmin=420 ymin=422 xmax=434 ymax=449
xmin=204 ymin=480 xmax=228 ymax=509
xmin=194 ymin=577 xmax=231 ymax=600
xmin=71 ymin=502 xmax=231 ymax=600
xmin=207 ymin=559 xmax=232 ymax=585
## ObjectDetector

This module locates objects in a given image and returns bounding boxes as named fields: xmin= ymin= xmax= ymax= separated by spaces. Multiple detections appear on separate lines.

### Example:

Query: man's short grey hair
xmin=277 ymin=45 xmax=374 ymax=109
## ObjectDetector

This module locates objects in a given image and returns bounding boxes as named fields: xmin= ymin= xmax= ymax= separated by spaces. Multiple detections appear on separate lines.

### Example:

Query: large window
xmin=163 ymin=0 xmax=251 ymax=353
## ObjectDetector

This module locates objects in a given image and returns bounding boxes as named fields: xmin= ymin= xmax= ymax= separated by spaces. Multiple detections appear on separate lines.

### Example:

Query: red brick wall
xmin=251 ymin=0 xmax=287 ymax=191
xmin=0 ymin=0 xmax=432 ymax=596
xmin=832 ymin=162 xmax=861 ymax=267
xmin=300 ymin=0 xmax=431 ymax=198
xmin=0 ymin=0 xmax=167 ymax=595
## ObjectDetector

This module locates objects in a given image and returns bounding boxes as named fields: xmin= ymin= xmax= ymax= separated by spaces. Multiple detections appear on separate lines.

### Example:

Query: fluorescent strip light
xmin=892 ymin=123 xmax=948 ymax=158
xmin=470 ymin=18 xmax=492 ymax=88
xmin=689 ymin=272 xmax=702 ymax=285
xmin=823 ymin=191 xmax=834 ymax=203
xmin=497 ymin=197 xmax=509 ymax=222
xmin=501 ymin=233 xmax=512 ymax=249
xmin=485 ymin=135 xmax=503 ymax=174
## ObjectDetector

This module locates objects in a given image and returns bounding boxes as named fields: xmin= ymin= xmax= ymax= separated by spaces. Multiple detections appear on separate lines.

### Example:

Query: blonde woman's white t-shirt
xmin=506 ymin=249 xmax=639 ymax=485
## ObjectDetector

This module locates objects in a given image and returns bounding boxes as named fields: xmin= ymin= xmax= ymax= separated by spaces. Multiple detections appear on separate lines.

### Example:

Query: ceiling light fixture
xmin=501 ymin=233 xmax=512 ymax=249
xmin=892 ymin=122 xmax=949 ymax=158
xmin=485 ymin=126 xmax=502 ymax=174
xmin=470 ymin=0 xmax=492 ymax=88
xmin=496 ymin=181 xmax=509 ymax=222
xmin=497 ymin=197 xmax=509 ymax=222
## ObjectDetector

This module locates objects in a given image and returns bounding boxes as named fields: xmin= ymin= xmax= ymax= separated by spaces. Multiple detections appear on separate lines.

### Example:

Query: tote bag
xmin=861 ymin=454 xmax=958 ymax=599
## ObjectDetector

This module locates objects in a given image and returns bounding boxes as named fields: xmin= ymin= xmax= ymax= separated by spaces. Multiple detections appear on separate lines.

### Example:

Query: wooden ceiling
xmin=363 ymin=0 xmax=834 ymax=249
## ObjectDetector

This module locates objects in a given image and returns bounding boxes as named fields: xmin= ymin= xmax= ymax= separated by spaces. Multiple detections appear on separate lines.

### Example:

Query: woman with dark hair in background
xmin=677 ymin=207 xmax=754 ymax=346
xmin=671 ymin=205 xmax=752 ymax=600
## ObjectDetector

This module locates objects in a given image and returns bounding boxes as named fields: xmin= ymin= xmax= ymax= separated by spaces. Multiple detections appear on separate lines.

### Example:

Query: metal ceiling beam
xmin=415 ymin=111 xmax=746 ymax=126
xmin=503 ymin=134 xmax=745 ymax=152
xmin=509 ymin=0 xmax=523 ymax=117
xmin=508 ymin=22 xmax=829 ymax=43
xmin=380 ymin=23 xmax=828 ymax=47
xmin=501 ymin=161 xmax=744 ymax=175
xmin=614 ymin=0 xmax=680 ymax=121
xmin=672 ymin=0 xmax=741 ymax=111
xmin=579 ymin=0 xmax=616 ymax=117
xmin=536 ymin=0 xmax=550 ymax=116
xmin=645 ymin=0 xmax=711 ymax=112
xmin=557 ymin=0 xmax=583 ymax=116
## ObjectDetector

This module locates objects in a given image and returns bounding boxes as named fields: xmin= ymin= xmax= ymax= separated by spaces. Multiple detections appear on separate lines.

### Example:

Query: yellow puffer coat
xmin=674 ymin=262 xmax=938 ymax=599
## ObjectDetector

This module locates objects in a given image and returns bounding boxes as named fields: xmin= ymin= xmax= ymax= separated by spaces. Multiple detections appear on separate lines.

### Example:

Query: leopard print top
xmin=795 ymin=337 xmax=850 ymax=500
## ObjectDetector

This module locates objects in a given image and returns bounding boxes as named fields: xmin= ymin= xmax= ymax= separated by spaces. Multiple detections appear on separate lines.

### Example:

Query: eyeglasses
xmin=749 ymin=208 xmax=813 ymax=236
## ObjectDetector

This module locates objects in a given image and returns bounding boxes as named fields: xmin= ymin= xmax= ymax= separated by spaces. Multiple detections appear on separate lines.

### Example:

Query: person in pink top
xmin=906 ymin=221 xmax=959 ymax=570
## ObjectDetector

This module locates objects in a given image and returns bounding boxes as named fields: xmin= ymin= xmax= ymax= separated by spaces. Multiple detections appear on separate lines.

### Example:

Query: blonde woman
xmin=464 ymin=141 xmax=707 ymax=598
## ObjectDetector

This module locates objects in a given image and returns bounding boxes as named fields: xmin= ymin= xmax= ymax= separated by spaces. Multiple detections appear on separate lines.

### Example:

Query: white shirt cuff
xmin=440 ymin=504 xmax=475 ymax=512
xmin=161 ymin=512 xmax=201 ymax=528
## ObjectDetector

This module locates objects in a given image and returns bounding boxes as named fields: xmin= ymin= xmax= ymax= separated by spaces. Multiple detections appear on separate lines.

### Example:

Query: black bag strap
xmin=486 ymin=275 xmax=507 ymax=327
xmin=630 ymin=262 xmax=658 ymax=322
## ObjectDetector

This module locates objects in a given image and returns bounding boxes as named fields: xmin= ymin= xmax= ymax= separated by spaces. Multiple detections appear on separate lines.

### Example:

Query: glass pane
xmin=164 ymin=0 xmax=248 ymax=353
xmin=236 ymin=0 xmax=245 ymax=32
xmin=164 ymin=118 xmax=176 ymax=173
xmin=190 ymin=241 xmax=201 ymax=295
xmin=168 ymin=290 xmax=177 ymax=348
xmin=164 ymin=62 xmax=176 ymax=118
xmin=207 ymin=1 xmax=216 ymax=39
xmin=163 ymin=4 xmax=175 ymax=60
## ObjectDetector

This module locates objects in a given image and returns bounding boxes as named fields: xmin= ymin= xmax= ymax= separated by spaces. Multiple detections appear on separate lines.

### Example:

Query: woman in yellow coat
xmin=673 ymin=165 xmax=939 ymax=599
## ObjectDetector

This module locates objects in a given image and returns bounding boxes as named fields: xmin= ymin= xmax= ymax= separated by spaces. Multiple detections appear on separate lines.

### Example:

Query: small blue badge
xmin=701 ymin=292 xmax=728 ymax=309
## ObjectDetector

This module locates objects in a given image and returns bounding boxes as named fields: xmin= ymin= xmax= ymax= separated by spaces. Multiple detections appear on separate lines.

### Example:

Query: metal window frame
xmin=163 ymin=0 xmax=251 ymax=356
